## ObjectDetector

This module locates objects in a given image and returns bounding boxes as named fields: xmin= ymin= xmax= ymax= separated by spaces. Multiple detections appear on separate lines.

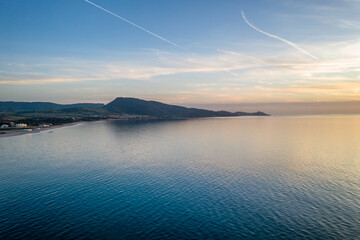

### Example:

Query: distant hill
xmin=105 ymin=97 xmax=269 ymax=118
xmin=0 ymin=98 xmax=269 ymax=124
xmin=0 ymin=101 xmax=104 ymax=112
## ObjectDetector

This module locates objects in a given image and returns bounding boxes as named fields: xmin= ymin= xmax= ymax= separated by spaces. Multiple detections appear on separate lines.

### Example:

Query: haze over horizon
xmin=1 ymin=0 xmax=359 ymax=114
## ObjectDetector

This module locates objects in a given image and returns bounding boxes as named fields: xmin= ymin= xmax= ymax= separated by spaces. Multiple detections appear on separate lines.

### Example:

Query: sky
xmin=0 ymin=0 xmax=360 ymax=114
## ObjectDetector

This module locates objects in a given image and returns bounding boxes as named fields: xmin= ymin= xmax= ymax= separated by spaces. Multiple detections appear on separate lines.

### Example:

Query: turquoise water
xmin=0 ymin=116 xmax=359 ymax=239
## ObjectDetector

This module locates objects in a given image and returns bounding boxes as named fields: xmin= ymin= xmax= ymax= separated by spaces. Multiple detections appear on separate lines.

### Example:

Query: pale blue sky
xmin=1 ymin=0 xmax=359 ymax=113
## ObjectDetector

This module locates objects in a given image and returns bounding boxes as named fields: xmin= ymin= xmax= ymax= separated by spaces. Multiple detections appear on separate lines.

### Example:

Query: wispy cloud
xmin=1 ymin=39 xmax=358 ymax=85
xmin=241 ymin=10 xmax=320 ymax=61
xmin=1 ymin=39 xmax=359 ymax=106
xmin=337 ymin=19 xmax=360 ymax=30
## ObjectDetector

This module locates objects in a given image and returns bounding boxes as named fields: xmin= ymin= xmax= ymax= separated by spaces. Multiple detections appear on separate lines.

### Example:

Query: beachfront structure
xmin=1 ymin=124 xmax=9 ymax=128
xmin=23 ymin=129 xmax=32 ymax=132
xmin=39 ymin=124 xmax=50 ymax=128
xmin=15 ymin=123 xmax=27 ymax=128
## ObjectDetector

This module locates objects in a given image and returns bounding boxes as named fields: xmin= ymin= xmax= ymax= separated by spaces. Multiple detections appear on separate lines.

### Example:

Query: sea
xmin=0 ymin=115 xmax=359 ymax=239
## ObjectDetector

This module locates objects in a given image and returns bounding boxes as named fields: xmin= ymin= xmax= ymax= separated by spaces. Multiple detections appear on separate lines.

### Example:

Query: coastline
xmin=0 ymin=122 xmax=82 ymax=139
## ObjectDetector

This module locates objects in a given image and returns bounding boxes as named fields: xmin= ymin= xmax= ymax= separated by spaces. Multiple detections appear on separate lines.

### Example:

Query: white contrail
xmin=84 ymin=0 xmax=239 ymax=77
xmin=241 ymin=10 xmax=319 ymax=60
xmin=84 ymin=0 xmax=184 ymax=50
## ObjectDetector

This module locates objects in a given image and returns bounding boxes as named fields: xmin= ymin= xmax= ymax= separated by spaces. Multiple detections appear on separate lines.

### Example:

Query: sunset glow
xmin=1 ymin=0 xmax=359 ymax=114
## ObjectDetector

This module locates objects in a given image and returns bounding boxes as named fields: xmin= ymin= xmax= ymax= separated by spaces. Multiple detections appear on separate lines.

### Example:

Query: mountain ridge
xmin=104 ymin=97 xmax=269 ymax=118
xmin=0 ymin=97 xmax=269 ymax=124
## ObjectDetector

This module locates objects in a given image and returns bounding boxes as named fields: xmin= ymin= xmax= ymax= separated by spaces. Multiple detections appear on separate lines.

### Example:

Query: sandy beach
xmin=0 ymin=122 xmax=81 ymax=139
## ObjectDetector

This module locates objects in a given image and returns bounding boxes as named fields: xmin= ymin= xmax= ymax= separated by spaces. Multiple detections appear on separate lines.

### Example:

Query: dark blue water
xmin=0 ymin=116 xmax=359 ymax=239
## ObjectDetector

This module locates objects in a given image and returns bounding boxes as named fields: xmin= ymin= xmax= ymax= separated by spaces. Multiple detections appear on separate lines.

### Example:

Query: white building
xmin=15 ymin=123 xmax=27 ymax=128
xmin=1 ymin=124 xmax=9 ymax=128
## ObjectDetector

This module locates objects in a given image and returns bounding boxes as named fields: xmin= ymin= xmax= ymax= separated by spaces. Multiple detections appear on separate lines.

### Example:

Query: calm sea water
xmin=0 ymin=116 xmax=359 ymax=239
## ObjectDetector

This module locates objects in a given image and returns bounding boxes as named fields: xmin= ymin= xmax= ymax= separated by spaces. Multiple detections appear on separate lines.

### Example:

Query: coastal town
xmin=0 ymin=114 xmax=152 ymax=137
xmin=1 ymin=122 xmax=51 ymax=129
xmin=0 ymin=122 xmax=52 ymax=136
